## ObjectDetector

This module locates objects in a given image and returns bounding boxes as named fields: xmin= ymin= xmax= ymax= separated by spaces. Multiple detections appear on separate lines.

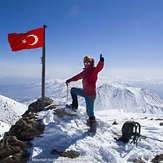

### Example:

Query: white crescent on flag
xmin=27 ymin=35 xmax=39 ymax=45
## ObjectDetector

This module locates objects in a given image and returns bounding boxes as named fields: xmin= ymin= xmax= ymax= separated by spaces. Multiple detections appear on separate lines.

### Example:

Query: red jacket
xmin=69 ymin=60 xmax=104 ymax=95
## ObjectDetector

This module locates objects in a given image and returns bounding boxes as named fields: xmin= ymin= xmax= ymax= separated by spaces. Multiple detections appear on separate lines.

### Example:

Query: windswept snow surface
xmin=0 ymin=95 xmax=27 ymax=139
xmin=28 ymin=103 xmax=163 ymax=163
xmin=96 ymin=84 xmax=163 ymax=114
xmin=1 ymin=79 xmax=163 ymax=162
xmin=25 ymin=80 xmax=163 ymax=162
xmin=0 ymin=95 xmax=27 ymax=126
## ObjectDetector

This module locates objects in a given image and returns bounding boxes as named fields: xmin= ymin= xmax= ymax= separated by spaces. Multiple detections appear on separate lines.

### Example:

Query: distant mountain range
xmin=0 ymin=79 xmax=163 ymax=162
xmin=95 ymin=84 xmax=163 ymax=113
xmin=0 ymin=79 xmax=163 ymax=128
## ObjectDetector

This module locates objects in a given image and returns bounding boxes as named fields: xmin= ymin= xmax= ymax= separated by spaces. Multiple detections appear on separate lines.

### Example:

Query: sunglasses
xmin=84 ymin=61 xmax=91 ymax=66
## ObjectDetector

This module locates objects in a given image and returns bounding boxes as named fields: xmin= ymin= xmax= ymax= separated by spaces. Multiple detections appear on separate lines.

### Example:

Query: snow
xmin=28 ymin=105 xmax=163 ymax=163
xmin=0 ymin=94 xmax=28 ymax=137
xmin=0 ymin=79 xmax=163 ymax=162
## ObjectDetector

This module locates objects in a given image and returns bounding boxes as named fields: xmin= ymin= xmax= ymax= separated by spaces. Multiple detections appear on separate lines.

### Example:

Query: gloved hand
xmin=100 ymin=54 xmax=104 ymax=62
xmin=66 ymin=79 xmax=70 ymax=86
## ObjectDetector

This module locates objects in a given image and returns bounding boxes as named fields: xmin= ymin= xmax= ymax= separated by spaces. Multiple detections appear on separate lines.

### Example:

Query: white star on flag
xmin=22 ymin=39 xmax=27 ymax=44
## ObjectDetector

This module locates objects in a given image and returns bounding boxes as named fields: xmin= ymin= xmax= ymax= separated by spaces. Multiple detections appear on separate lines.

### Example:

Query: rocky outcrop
xmin=133 ymin=159 xmax=146 ymax=163
xmin=0 ymin=97 xmax=52 ymax=163
xmin=0 ymin=97 xmax=80 ymax=162
xmin=0 ymin=136 xmax=30 ymax=163
xmin=51 ymin=149 xmax=80 ymax=159
xmin=27 ymin=97 xmax=53 ymax=113
xmin=7 ymin=117 xmax=44 ymax=141
xmin=151 ymin=154 xmax=163 ymax=163
xmin=53 ymin=108 xmax=77 ymax=118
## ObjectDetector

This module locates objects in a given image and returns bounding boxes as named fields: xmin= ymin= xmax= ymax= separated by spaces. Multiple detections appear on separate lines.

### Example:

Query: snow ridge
xmin=45 ymin=80 xmax=163 ymax=114
xmin=0 ymin=95 xmax=27 ymax=125
xmin=0 ymin=79 xmax=163 ymax=162
xmin=28 ymin=106 xmax=163 ymax=163
xmin=95 ymin=84 xmax=163 ymax=113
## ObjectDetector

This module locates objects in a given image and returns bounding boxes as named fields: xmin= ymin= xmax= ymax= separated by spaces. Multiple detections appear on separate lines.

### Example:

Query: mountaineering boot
xmin=87 ymin=116 xmax=98 ymax=126
xmin=66 ymin=88 xmax=78 ymax=111
xmin=86 ymin=118 xmax=91 ymax=126
xmin=66 ymin=104 xmax=78 ymax=112
xmin=89 ymin=116 xmax=97 ymax=133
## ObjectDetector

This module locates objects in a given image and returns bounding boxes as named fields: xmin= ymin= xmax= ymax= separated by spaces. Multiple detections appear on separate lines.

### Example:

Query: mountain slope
xmin=44 ymin=80 xmax=163 ymax=114
xmin=28 ymin=105 xmax=163 ymax=163
xmin=0 ymin=95 xmax=28 ymax=125
xmin=95 ymin=84 xmax=163 ymax=113
xmin=0 ymin=79 xmax=163 ymax=162
xmin=1 ymin=79 xmax=163 ymax=114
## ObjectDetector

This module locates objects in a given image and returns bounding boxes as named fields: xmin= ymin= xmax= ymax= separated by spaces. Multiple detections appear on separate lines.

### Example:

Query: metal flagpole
xmin=41 ymin=25 xmax=47 ymax=109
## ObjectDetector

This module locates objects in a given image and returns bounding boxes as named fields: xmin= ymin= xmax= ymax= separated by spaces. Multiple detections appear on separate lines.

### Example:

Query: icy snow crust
xmin=1 ymin=79 xmax=163 ymax=162
xmin=0 ymin=94 xmax=27 ymax=139
xmin=27 ymin=80 xmax=163 ymax=163
xmin=28 ymin=105 xmax=163 ymax=163
xmin=0 ymin=95 xmax=27 ymax=125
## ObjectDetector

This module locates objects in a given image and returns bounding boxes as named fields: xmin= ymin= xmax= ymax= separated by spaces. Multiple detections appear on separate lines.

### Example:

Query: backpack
xmin=117 ymin=121 xmax=141 ymax=145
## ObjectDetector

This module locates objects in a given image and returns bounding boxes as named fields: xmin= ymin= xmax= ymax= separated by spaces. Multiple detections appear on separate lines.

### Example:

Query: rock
xmin=0 ymin=150 xmax=29 ymax=163
xmin=142 ymin=117 xmax=147 ymax=119
xmin=51 ymin=149 xmax=80 ymax=159
xmin=0 ymin=136 xmax=30 ymax=162
xmin=155 ymin=118 xmax=163 ymax=121
xmin=159 ymin=122 xmax=163 ymax=126
xmin=151 ymin=154 xmax=163 ymax=163
xmin=133 ymin=159 xmax=146 ymax=163
xmin=53 ymin=108 xmax=77 ymax=118
xmin=0 ymin=96 xmax=53 ymax=162
xmin=0 ymin=115 xmax=43 ymax=162
xmin=61 ymin=150 xmax=80 ymax=158
xmin=1 ymin=136 xmax=31 ymax=149
xmin=37 ymin=97 xmax=53 ymax=106
xmin=112 ymin=120 xmax=118 ymax=125
xmin=8 ymin=118 xmax=44 ymax=141
xmin=46 ymin=104 xmax=56 ymax=110
xmin=28 ymin=97 xmax=53 ymax=113
xmin=22 ymin=111 xmax=38 ymax=120
xmin=0 ymin=145 xmax=15 ymax=160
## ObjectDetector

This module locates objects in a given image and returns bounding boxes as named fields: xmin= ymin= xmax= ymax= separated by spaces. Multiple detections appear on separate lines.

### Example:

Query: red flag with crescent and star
xmin=8 ymin=27 xmax=44 ymax=51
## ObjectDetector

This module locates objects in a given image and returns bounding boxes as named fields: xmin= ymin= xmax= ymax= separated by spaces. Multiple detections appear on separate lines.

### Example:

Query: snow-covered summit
xmin=0 ymin=78 xmax=163 ymax=162
xmin=0 ymin=95 xmax=27 ymax=125
xmin=28 ymin=105 xmax=163 ymax=163
xmin=96 ymin=84 xmax=163 ymax=114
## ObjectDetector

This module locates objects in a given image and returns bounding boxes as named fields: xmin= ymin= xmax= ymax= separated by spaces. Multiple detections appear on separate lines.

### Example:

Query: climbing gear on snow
xmin=140 ymin=135 xmax=163 ymax=142
xmin=116 ymin=121 xmax=141 ymax=145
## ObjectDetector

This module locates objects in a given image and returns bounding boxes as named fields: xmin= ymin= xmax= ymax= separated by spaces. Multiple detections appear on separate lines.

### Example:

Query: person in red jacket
xmin=66 ymin=55 xmax=104 ymax=132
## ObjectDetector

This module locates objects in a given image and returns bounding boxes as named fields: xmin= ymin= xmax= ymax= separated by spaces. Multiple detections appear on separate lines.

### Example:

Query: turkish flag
xmin=8 ymin=27 xmax=44 ymax=51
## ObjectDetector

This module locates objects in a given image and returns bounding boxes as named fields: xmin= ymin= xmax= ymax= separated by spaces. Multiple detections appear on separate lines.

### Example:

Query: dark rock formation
xmin=0 ymin=97 xmax=52 ymax=163
xmin=51 ymin=149 xmax=80 ymax=158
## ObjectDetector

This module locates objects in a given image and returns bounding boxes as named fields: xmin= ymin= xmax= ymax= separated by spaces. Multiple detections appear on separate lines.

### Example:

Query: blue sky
xmin=0 ymin=0 xmax=163 ymax=80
